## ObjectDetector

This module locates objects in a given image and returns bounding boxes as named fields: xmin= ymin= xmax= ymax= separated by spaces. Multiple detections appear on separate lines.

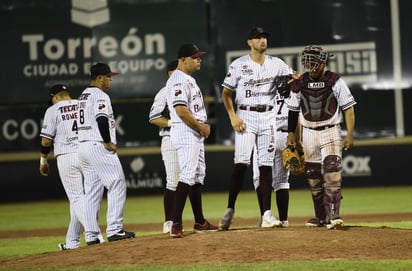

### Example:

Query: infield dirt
xmin=1 ymin=213 xmax=412 ymax=268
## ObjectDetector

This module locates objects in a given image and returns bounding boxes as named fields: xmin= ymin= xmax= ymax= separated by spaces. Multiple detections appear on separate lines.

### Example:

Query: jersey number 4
xmin=71 ymin=109 xmax=85 ymax=134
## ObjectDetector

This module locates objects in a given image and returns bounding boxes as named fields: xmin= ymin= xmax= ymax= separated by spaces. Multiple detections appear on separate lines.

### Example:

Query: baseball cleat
xmin=170 ymin=223 xmax=183 ymax=238
xmin=219 ymin=208 xmax=234 ymax=230
xmin=86 ymin=239 xmax=101 ymax=246
xmin=305 ymin=218 xmax=326 ymax=228
xmin=261 ymin=210 xmax=282 ymax=228
xmin=107 ymin=230 xmax=135 ymax=242
xmin=281 ymin=220 xmax=289 ymax=227
xmin=326 ymin=218 xmax=344 ymax=230
xmin=255 ymin=217 xmax=262 ymax=228
xmin=58 ymin=243 xmax=68 ymax=251
xmin=163 ymin=220 xmax=173 ymax=234
xmin=193 ymin=220 xmax=219 ymax=233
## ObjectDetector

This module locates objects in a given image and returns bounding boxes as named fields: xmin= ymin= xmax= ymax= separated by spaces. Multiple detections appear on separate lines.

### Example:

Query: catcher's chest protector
xmin=292 ymin=72 xmax=340 ymax=121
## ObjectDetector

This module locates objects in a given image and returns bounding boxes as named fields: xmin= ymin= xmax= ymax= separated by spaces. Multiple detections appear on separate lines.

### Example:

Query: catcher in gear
xmin=281 ymin=145 xmax=305 ymax=175
xmin=286 ymin=45 xmax=356 ymax=230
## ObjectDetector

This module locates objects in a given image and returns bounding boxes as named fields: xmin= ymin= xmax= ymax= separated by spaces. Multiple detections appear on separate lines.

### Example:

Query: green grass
xmin=0 ymin=186 xmax=411 ymax=270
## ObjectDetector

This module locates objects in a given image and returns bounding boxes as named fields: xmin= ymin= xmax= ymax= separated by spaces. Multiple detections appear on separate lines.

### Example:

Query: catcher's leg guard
xmin=323 ymin=155 xmax=343 ymax=221
xmin=305 ymin=162 xmax=326 ymax=221
xmin=324 ymin=181 xmax=342 ymax=221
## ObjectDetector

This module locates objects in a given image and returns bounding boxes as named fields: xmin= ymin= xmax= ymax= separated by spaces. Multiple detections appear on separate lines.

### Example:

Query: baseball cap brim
xmin=191 ymin=51 xmax=207 ymax=58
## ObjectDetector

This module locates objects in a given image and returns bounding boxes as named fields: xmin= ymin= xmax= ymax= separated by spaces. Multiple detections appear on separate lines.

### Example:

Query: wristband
xmin=167 ymin=120 xmax=172 ymax=127
xmin=40 ymin=145 xmax=51 ymax=155
xmin=40 ymin=157 xmax=48 ymax=165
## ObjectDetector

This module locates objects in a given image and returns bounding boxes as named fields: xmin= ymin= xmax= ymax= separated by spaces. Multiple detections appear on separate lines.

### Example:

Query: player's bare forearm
xmin=292 ymin=72 xmax=302 ymax=80
xmin=39 ymin=137 xmax=52 ymax=176
xmin=343 ymin=107 xmax=355 ymax=150
xmin=175 ymin=105 xmax=205 ymax=135
xmin=221 ymin=88 xmax=236 ymax=118
xmin=103 ymin=142 xmax=117 ymax=153
xmin=287 ymin=132 xmax=297 ymax=147
xmin=41 ymin=137 xmax=52 ymax=149
xmin=199 ymin=123 xmax=211 ymax=138
xmin=344 ymin=107 xmax=355 ymax=137
xmin=221 ymin=88 xmax=245 ymax=132
xmin=150 ymin=116 xmax=171 ymax=128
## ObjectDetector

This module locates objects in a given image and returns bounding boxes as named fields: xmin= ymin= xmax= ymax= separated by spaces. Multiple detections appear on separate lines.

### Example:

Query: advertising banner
xmin=0 ymin=0 xmax=209 ymax=105
xmin=209 ymin=0 xmax=412 ymax=141
xmin=2 ymin=142 xmax=411 ymax=202
xmin=0 ymin=101 xmax=160 ymax=152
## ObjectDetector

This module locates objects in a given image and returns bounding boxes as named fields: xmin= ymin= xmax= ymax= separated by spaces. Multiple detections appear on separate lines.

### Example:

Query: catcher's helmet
xmin=300 ymin=45 xmax=333 ymax=71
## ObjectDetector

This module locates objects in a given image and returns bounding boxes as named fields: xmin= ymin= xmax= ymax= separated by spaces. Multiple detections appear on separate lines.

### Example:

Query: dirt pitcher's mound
xmin=2 ymin=221 xmax=412 ymax=268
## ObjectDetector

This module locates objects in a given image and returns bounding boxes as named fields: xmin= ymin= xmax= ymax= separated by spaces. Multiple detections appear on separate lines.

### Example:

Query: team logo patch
xmin=241 ymin=68 xmax=253 ymax=76
xmin=98 ymin=104 xmax=106 ymax=109
xmin=226 ymin=72 xmax=231 ymax=78
xmin=174 ymin=90 xmax=182 ymax=96
xmin=308 ymin=82 xmax=325 ymax=88
xmin=267 ymin=145 xmax=275 ymax=153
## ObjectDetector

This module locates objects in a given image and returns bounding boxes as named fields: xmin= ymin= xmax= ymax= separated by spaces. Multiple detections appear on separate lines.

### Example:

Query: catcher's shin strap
xmin=238 ymin=105 xmax=273 ymax=112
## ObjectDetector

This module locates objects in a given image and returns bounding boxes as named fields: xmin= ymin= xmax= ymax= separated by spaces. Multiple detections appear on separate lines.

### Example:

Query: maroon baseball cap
xmin=177 ymin=44 xmax=206 ymax=58
xmin=90 ymin=62 xmax=119 ymax=78
xmin=248 ymin=27 xmax=270 ymax=39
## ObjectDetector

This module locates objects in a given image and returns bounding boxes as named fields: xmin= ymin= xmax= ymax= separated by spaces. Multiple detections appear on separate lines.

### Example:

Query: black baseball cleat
xmin=107 ymin=230 xmax=135 ymax=242
xmin=86 ymin=239 xmax=101 ymax=246
xmin=58 ymin=243 xmax=68 ymax=251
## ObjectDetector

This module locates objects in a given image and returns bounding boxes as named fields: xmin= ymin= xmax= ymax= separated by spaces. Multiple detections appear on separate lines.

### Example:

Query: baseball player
xmin=39 ymin=84 xmax=104 ymax=250
xmin=77 ymin=62 xmax=135 ymax=243
xmin=149 ymin=60 xmax=180 ymax=233
xmin=219 ymin=27 xmax=295 ymax=230
xmin=252 ymin=92 xmax=290 ymax=227
xmin=166 ymin=44 xmax=218 ymax=237
xmin=286 ymin=45 xmax=356 ymax=230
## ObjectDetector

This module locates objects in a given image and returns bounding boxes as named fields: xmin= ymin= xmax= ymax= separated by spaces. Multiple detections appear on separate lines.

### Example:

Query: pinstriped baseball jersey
xmin=253 ymin=93 xmax=290 ymax=191
xmin=274 ymin=93 xmax=288 ymax=131
xmin=77 ymin=87 xmax=117 ymax=144
xmin=223 ymin=54 xmax=294 ymax=166
xmin=166 ymin=69 xmax=207 ymax=124
xmin=222 ymin=55 xmax=294 ymax=106
xmin=77 ymin=85 xmax=127 ymax=240
xmin=40 ymin=98 xmax=105 ymax=248
xmin=149 ymin=86 xmax=170 ymax=137
xmin=40 ymin=99 xmax=79 ymax=156
xmin=287 ymin=72 xmax=357 ymax=128
xmin=149 ymin=84 xmax=179 ymax=191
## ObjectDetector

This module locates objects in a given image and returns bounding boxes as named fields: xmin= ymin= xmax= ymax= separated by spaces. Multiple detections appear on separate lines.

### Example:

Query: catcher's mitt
xmin=281 ymin=145 xmax=305 ymax=175
xmin=273 ymin=74 xmax=293 ymax=98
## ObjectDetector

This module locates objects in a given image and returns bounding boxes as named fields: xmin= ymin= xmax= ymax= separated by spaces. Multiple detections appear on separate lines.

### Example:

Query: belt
xmin=238 ymin=105 xmax=273 ymax=112
xmin=278 ymin=129 xmax=289 ymax=133
xmin=305 ymin=124 xmax=336 ymax=131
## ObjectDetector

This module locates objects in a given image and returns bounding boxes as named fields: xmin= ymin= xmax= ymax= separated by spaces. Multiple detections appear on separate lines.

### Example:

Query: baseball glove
xmin=273 ymin=74 xmax=293 ymax=98
xmin=281 ymin=145 xmax=305 ymax=175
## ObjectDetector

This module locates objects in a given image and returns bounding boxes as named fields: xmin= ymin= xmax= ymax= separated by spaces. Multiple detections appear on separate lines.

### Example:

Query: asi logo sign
xmin=342 ymin=155 xmax=371 ymax=177
xmin=71 ymin=0 xmax=110 ymax=28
